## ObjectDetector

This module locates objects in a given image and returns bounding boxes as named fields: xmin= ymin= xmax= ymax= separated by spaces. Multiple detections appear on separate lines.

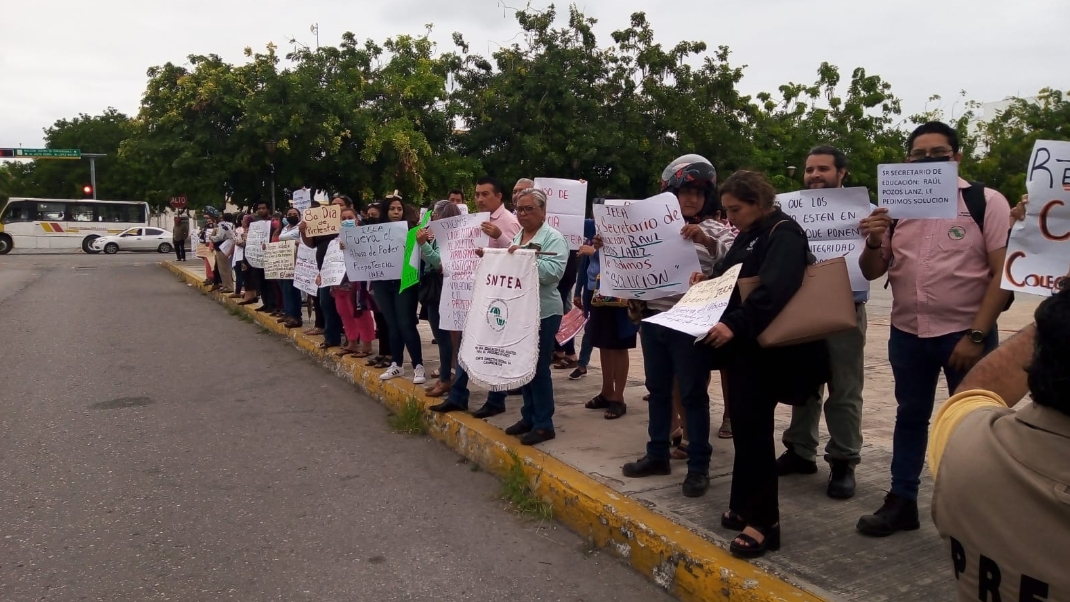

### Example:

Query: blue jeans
xmin=427 ymin=300 xmax=453 ymax=382
xmin=640 ymin=321 xmax=714 ymax=475
xmin=577 ymin=291 xmax=594 ymax=368
xmin=888 ymin=326 xmax=998 ymax=500
xmin=448 ymin=364 xmax=507 ymax=411
xmin=521 ymin=315 xmax=563 ymax=432
xmin=279 ymin=279 xmax=302 ymax=320
xmin=371 ymin=281 xmax=423 ymax=368
xmin=318 ymin=286 xmax=343 ymax=346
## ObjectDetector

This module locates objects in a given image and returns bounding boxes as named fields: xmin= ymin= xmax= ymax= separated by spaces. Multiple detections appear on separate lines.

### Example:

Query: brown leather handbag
xmin=737 ymin=256 xmax=857 ymax=348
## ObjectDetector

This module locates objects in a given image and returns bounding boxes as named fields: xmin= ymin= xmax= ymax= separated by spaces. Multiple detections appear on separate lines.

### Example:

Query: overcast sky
xmin=2 ymin=0 xmax=1067 ymax=149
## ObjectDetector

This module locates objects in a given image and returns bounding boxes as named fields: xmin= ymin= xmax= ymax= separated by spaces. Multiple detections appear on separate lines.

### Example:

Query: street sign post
xmin=0 ymin=148 xmax=81 ymax=159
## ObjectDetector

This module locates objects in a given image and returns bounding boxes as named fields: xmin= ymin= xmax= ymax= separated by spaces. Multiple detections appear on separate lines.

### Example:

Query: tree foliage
xmin=1 ymin=6 xmax=1063 ymax=211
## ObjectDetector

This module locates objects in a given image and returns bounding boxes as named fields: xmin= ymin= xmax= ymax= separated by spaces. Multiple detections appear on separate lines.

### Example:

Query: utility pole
xmin=83 ymin=153 xmax=107 ymax=199
xmin=311 ymin=24 xmax=319 ymax=49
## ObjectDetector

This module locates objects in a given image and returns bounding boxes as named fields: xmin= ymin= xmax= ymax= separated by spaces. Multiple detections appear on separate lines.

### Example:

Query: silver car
xmin=91 ymin=227 xmax=175 ymax=254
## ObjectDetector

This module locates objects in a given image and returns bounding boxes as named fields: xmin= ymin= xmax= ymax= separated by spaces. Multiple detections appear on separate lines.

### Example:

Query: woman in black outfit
xmin=701 ymin=170 xmax=829 ymax=558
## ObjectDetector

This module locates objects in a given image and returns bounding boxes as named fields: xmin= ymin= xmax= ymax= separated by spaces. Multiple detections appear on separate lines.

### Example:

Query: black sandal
xmin=721 ymin=510 xmax=745 ymax=531
xmin=585 ymin=394 xmax=609 ymax=410
xmin=366 ymin=355 xmax=383 ymax=366
xmin=729 ymin=524 xmax=781 ymax=558
xmin=604 ymin=401 xmax=627 ymax=420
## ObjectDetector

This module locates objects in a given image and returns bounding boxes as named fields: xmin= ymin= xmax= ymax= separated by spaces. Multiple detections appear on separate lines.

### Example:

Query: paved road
xmin=0 ymin=252 xmax=670 ymax=602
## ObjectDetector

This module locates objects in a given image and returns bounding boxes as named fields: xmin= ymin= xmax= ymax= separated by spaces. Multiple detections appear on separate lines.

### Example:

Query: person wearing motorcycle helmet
xmin=621 ymin=154 xmax=736 ymax=498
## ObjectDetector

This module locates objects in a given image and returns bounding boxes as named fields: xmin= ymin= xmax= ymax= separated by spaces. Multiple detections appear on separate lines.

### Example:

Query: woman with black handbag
xmin=700 ymin=170 xmax=830 ymax=558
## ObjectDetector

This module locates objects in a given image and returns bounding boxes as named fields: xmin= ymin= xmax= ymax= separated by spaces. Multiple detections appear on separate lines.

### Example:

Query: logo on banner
xmin=487 ymin=300 xmax=509 ymax=332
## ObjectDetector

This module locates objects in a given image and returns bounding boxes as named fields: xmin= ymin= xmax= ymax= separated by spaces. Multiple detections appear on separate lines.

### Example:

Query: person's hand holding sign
xmin=481 ymin=222 xmax=502 ymax=240
xmin=416 ymin=228 xmax=431 ymax=245
xmin=703 ymin=322 xmax=735 ymax=348
xmin=690 ymin=272 xmax=708 ymax=286
xmin=681 ymin=224 xmax=711 ymax=247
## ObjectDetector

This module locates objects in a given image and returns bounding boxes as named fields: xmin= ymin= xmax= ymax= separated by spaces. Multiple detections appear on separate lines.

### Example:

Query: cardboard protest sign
xmin=591 ymin=192 xmax=701 ymax=300
xmin=291 ymin=188 xmax=311 ymax=213
xmin=320 ymin=239 xmax=346 ymax=287
xmin=302 ymin=205 xmax=341 ymax=237
xmin=293 ymin=243 xmax=320 ymax=296
xmin=878 ymin=162 xmax=958 ymax=219
xmin=428 ymin=212 xmax=491 ymax=331
xmin=264 ymin=240 xmax=297 ymax=279
xmin=1002 ymin=140 xmax=1070 ymax=296
xmin=777 ymin=187 xmax=873 ymax=293
xmin=245 ymin=221 xmax=271 ymax=268
xmin=339 ymin=222 xmax=407 ymax=282
xmin=643 ymin=265 xmax=742 ymax=339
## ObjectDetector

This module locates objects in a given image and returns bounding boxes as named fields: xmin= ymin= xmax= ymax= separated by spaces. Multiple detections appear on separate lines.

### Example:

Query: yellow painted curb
xmin=163 ymin=261 xmax=829 ymax=602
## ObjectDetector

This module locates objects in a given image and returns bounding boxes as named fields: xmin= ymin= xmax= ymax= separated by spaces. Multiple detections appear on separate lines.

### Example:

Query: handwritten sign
xmin=320 ymin=240 xmax=347 ymax=287
xmin=545 ymin=213 xmax=585 ymax=250
xmin=777 ymin=187 xmax=873 ymax=293
xmin=592 ymin=192 xmax=701 ymax=300
xmin=292 ymin=188 xmax=311 ymax=213
xmin=264 ymin=240 xmax=297 ymax=279
xmin=429 ymin=212 xmax=491 ymax=331
xmin=302 ymin=205 xmax=341 ymax=237
xmin=245 ymin=221 xmax=271 ymax=268
xmin=340 ymin=222 xmax=407 ymax=282
xmin=643 ymin=265 xmax=742 ymax=338
xmin=1002 ymin=140 xmax=1070 ymax=296
xmin=534 ymin=177 xmax=586 ymax=216
xmin=878 ymin=162 xmax=958 ymax=219
xmin=293 ymin=243 xmax=320 ymax=296
xmin=555 ymin=306 xmax=588 ymax=345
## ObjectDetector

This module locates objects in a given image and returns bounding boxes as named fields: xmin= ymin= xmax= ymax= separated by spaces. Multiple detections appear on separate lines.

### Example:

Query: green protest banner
xmin=399 ymin=210 xmax=432 ymax=292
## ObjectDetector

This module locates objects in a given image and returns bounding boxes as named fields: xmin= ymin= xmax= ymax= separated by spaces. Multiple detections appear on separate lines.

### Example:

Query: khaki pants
xmin=782 ymin=303 xmax=867 ymax=466
xmin=214 ymin=250 xmax=234 ymax=291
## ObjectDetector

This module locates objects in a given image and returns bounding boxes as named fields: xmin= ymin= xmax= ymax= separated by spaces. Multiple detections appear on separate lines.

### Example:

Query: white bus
xmin=0 ymin=197 xmax=151 ymax=254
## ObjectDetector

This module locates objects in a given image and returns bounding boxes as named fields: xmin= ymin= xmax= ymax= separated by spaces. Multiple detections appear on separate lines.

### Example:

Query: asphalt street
xmin=0 ymin=251 xmax=671 ymax=602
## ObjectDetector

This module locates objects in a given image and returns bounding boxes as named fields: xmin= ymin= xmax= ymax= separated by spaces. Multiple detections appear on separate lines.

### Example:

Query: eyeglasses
xmin=907 ymin=148 xmax=954 ymax=161
xmin=515 ymin=205 xmax=538 ymax=214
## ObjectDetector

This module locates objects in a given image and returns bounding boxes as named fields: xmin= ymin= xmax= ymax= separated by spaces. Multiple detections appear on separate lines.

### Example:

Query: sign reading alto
xmin=1002 ymin=140 xmax=1070 ymax=296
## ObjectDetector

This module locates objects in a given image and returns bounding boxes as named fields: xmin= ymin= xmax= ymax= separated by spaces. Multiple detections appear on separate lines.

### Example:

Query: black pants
xmin=260 ymin=273 xmax=277 ymax=311
xmin=725 ymin=346 xmax=779 ymax=530
xmin=174 ymin=240 xmax=186 ymax=261
xmin=312 ymin=294 xmax=324 ymax=329
xmin=212 ymin=263 xmax=222 ymax=285
xmin=373 ymin=310 xmax=391 ymax=357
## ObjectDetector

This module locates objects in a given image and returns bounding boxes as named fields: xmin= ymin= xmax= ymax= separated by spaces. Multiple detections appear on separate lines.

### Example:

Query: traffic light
xmin=82 ymin=184 xmax=93 ymax=197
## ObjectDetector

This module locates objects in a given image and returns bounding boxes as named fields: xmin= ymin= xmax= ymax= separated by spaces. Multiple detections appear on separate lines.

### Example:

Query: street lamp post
xmin=265 ymin=140 xmax=278 ymax=213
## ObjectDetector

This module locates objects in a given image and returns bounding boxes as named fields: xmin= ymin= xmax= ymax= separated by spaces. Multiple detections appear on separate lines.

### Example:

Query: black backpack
xmin=886 ymin=181 xmax=1014 ymax=311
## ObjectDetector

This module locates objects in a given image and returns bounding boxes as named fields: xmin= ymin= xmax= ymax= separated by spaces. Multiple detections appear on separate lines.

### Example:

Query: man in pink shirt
xmin=431 ymin=176 xmax=521 ymax=419
xmin=855 ymin=121 xmax=1012 ymax=537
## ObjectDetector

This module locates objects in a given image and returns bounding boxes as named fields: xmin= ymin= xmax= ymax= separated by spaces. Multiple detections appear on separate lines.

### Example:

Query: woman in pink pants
xmin=333 ymin=206 xmax=375 ymax=357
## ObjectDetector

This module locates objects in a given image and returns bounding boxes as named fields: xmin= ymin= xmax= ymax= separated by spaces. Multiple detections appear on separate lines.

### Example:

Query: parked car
xmin=91 ymin=227 xmax=175 ymax=254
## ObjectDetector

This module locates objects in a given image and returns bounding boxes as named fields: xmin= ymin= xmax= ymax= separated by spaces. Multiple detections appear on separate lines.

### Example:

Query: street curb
xmin=163 ymin=261 xmax=828 ymax=602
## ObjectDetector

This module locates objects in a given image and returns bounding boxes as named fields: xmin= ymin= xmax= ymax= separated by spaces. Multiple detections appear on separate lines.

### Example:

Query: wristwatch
xmin=967 ymin=329 xmax=986 ymax=344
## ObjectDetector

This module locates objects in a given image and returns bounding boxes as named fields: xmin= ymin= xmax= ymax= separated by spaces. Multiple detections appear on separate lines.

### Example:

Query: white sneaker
xmin=412 ymin=365 xmax=426 ymax=385
xmin=379 ymin=363 xmax=404 ymax=381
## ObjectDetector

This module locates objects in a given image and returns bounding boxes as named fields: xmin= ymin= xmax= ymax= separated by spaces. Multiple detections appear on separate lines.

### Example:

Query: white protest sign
xmin=429 ymin=212 xmax=491 ymax=331
xmin=264 ymin=240 xmax=297 ymax=279
xmin=302 ymin=206 xmax=341 ymax=237
xmin=534 ymin=178 xmax=586 ymax=216
xmin=293 ymin=243 xmax=320 ymax=296
xmin=643 ymin=265 xmax=742 ymax=338
xmin=545 ymin=213 xmax=585 ymax=250
xmin=1002 ymin=140 xmax=1070 ymax=296
xmin=340 ymin=221 xmax=407 ymax=282
xmin=244 ymin=220 xmax=271 ymax=268
xmin=292 ymin=188 xmax=311 ymax=212
xmin=320 ymin=239 xmax=347 ymax=287
xmin=878 ymin=162 xmax=959 ymax=219
xmin=592 ymin=192 xmax=702 ymax=300
xmin=777 ymin=187 xmax=873 ymax=293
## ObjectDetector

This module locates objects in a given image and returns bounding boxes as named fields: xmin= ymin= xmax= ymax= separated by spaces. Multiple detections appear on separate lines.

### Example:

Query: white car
xmin=91 ymin=227 xmax=175 ymax=254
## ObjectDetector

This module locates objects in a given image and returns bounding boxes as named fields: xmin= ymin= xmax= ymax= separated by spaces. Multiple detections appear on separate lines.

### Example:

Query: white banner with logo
xmin=1002 ymin=140 xmax=1070 ymax=296
xmin=458 ymin=248 xmax=540 ymax=391
xmin=777 ymin=187 xmax=873 ymax=293
xmin=428 ymin=212 xmax=490 ymax=331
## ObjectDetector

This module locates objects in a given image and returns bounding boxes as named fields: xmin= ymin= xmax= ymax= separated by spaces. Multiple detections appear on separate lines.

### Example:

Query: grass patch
xmin=388 ymin=397 xmax=428 ymax=435
xmin=227 ymin=306 xmax=254 ymax=323
xmin=499 ymin=451 xmax=553 ymax=520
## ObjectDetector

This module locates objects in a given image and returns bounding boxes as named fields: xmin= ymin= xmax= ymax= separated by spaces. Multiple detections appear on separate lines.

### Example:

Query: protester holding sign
xmin=856 ymin=121 xmax=1011 ymax=539
xmin=274 ymin=207 xmax=304 ymax=328
xmin=416 ymin=201 xmax=464 ymax=397
xmin=332 ymin=206 xmax=374 ymax=358
xmin=300 ymin=197 xmax=345 ymax=351
xmin=499 ymin=188 xmax=568 ymax=445
xmin=369 ymin=196 xmax=427 ymax=385
xmin=622 ymin=154 xmax=735 ymax=499
xmin=431 ymin=177 xmax=522 ymax=418
xmin=701 ymin=170 xmax=830 ymax=559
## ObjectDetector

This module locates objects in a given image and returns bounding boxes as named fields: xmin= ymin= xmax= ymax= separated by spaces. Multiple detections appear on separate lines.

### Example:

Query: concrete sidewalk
xmin=165 ymin=260 xmax=1039 ymax=601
